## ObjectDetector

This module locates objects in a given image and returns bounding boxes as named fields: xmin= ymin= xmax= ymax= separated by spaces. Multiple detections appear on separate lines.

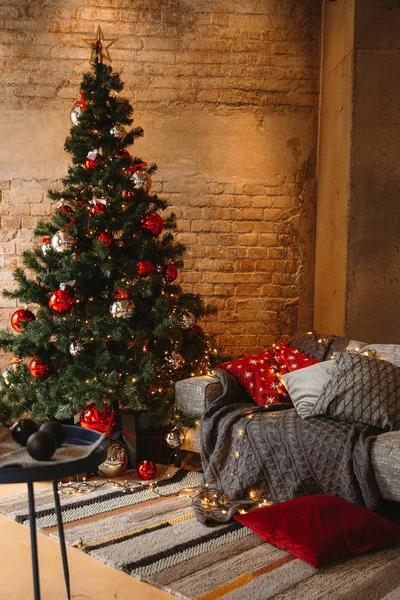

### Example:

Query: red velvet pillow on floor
xmin=234 ymin=494 xmax=400 ymax=568
xmin=218 ymin=343 xmax=319 ymax=406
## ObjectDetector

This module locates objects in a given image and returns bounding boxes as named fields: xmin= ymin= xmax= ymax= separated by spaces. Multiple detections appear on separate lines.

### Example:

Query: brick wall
xmin=0 ymin=0 xmax=321 ymax=358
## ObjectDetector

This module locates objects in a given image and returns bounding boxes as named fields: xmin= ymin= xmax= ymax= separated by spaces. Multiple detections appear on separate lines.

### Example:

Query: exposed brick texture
xmin=0 ymin=0 xmax=321 ymax=358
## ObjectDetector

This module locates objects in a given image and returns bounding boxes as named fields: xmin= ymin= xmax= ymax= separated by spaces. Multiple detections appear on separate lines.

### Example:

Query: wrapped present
xmin=119 ymin=409 xmax=174 ymax=467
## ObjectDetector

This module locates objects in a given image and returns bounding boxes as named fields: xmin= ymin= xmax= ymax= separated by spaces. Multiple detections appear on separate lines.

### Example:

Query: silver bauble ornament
xmin=178 ymin=312 xmax=196 ymax=329
xmin=131 ymin=170 xmax=152 ymax=193
xmin=165 ymin=351 xmax=185 ymax=370
xmin=2 ymin=359 xmax=22 ymax=386
xmin=110 ymin=124 xmax=127 ymax=140
xmin=110 ymin=298 xmax=135 ymax=318
xmin=97 ymin=441 xmax=128 ymax=477
xmin=165 ymin=427 xmax=184 ymax=449
xmin=70 ymin=104 xmax=83 ymax=125
xmin=69 ymin=341 xmax=83 ymax=356
xmin=41 ymin=237 xmax=51 ymax=255
xmin=51 ymin=230 xmax=74 ymax=254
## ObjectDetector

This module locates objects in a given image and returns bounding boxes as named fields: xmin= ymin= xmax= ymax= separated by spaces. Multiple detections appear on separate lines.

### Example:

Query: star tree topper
xmin=84 ymin=25 xmax=118 ymax=63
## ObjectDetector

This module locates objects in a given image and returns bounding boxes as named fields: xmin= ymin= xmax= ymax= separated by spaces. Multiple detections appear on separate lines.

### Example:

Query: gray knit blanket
xmin=194 ymin=369 xmax=381 ymax=525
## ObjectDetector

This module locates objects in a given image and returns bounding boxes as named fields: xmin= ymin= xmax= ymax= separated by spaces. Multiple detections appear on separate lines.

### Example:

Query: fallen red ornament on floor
xmin=137 ymin=460 xmax=156 ymax=480
xmin=79 ymin=402 xmax=117 ymax=437
xmin=11 ymin=308 xmax=35 ymax=333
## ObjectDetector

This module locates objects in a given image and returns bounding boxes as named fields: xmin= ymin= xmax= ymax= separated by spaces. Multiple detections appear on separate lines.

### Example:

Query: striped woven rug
xmin=1 ymin=469 xmax=400 ymax=600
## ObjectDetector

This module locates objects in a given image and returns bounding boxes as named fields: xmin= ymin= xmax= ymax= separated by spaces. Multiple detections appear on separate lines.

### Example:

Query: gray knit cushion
xmin=371 ymin=432 xmax=400 ymax=502
xmin=361 ymin=344 xmax=400 ymax=367
xmin=175 ymin=376 xmax=222 ymax=417
xmin=308 ymin=352 xmax=400 ymax=431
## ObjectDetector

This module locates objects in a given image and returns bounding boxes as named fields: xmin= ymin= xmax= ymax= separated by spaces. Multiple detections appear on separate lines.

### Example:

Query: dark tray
xmin=0 ymin=425 xmax=108 ymax=484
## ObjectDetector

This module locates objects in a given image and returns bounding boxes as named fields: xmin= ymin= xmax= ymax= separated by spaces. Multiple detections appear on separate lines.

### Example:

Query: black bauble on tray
xmin=39 ymin=421 xmax=66 ymax=448
xmin=26 ymin=430 xmax=56 ymax=461
xmin=11 ymin=418 xmax=38 ymax=446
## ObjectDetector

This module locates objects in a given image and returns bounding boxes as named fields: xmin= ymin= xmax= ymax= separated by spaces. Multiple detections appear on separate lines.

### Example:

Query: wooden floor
xmin=0 ymin=481 xmax=175 ymax=600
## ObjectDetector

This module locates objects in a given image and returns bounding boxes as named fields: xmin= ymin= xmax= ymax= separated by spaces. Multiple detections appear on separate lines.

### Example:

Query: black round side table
xmin=0 ymin=425 xmax=108 ymax=600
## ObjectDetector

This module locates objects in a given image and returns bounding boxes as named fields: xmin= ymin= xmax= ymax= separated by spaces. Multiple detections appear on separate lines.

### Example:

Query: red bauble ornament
xmin=124 ymin=190 xmax=136 ymax=200
xmin=137 ymin=260 xmax=154 ymax=277
xmin=117 ymin=149 xmax=131 ymax=158
xmin=137 ymin=460 xmax=156 ymax=480
xmin=90 ymin=200 xmax=108 ymax=216
xmin=85 ymin=149 xmax=98 ymax=171
xmin=11 ymin=308 xmax=35 ymax=333
xmin=85 ymin=158 xmax=97 ymax=170
xmin=79 ymin=402 xmax=117 ymax=437
xmin=97 ymin=232 xmax=113 ymax=247
xmin=165 ymin=264 xmax=178 ymax=282
xmin=140 ymin=213 xmax=164 ymax=236
xmin=57 ymin=201 xmax=74 ymax=216
xmin=29 ymin=357 xmax=53 ymax=379
xmin=190 ymin=325 xmax=204 ymax=336
xmin=48 ymin=285 xmax=75 ymax=315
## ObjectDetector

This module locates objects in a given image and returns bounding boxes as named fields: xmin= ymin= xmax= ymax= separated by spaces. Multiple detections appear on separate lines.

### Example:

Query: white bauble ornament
xmin=131 ymin=170 xmax=152 ymax=193
xmin=70 ymin=104 xmax=83 ymax=125
xmin=178 ymin=312 xmax=196 ymax=329
xmin=110 ymin=124 xmax=127 ymax=140
xmin=51 ymin=230 xmax=74 ymax=254
xmin=165 ymin=427 xmax=184 ymax=449
xmin=165 ymin=351 xmax=185 ymax=370
xmin=69 ymin=341 xmax=83 ymax=356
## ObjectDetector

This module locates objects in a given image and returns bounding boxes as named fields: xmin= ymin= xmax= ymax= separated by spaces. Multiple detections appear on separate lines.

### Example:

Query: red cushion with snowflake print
xmin=218 ymin=343 xmax=319 ymax=407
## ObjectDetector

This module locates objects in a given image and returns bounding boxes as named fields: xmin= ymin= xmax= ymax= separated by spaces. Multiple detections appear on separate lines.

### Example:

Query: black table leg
xmin=27 ymin=482 xmax=40 ymax=600
xmin=52 ymin=480 xmax=71 ymax=600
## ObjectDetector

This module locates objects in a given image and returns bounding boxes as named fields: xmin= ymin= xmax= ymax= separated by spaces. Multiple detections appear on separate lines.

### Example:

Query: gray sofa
xmin=175 ymin=340 xmax=400 ymax=504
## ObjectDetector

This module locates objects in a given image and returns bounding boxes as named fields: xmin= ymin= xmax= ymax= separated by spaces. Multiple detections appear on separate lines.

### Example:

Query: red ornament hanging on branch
xmin=97 ymin=232 xmax=113 ymax=247
xmin=164 ymin=264 xmax=178 ymax=282
xmin=140 ymin=212 xmax=164 ymax=237
xmin=29 ymin=357 xmax=54 ymax=380
xmin=190 ymin=324 xmax=204 ymax=336
xmin=116 ymin=149 xmax=130 ymax=158
xmin=11 ymin=308 xmax=35 ymax=333
xmin=41 ymin=236 xmax=51 ymax=255
xmin=85 ymin=149 xmax=98 ymax=170
xmin=48 ymin=284 xmax=75 ymax=315
xmin=89 ymin=198 xmax=108 ymax=216
xmin=79 ymin=402 xmax=117 ymax=437
xmin=56 ymin=200 xmax=74 ymax=216
xmin=136 ymin=260 xmax=154 ymax=278
xmin=137 ymin=460 xmax=157 ymax=480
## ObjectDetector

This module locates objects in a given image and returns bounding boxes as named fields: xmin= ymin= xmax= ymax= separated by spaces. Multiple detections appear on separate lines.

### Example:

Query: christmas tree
xmin=0 ymin=30 xmax=217 ymax=429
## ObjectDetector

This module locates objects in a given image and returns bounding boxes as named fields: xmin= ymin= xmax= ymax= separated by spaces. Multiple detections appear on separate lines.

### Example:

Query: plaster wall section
xmin=346 ymin=0 xmax=400 ymax=342
xmin=0 ymin=0 xmax=321 ymax=357
xmin=314 ymin=0 xmax=355 ymax=335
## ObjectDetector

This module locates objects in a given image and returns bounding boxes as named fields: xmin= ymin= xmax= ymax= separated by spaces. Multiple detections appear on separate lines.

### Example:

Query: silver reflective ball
xmin=69 ymin=341 xmax=83 ymax=356
xmin=41 ymin=241 xmax=51 ymax=255
xmin=178 ymin=312 xmax=196 ymax=329
xmin=110 ymin=298 xmax=135 ymax=318
xmin=165 ymin=427 xmax=184 ymax=449
xmin=97 ymin=441 xmax=128 ymax=477
xmin=131 ymin=171 xmax=152 ymax=193
xmin=2 ymin=362 xmax=20 ymax=386
xmin=51 ymin=230 xmax=74 ymax=254
xmin=70 ymin=104 xmax=83 ymax=125
xmin=165 ymin=351 xmax=185 ymax=370
xmin=110 ymin=124 xmax=127 ymax=140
